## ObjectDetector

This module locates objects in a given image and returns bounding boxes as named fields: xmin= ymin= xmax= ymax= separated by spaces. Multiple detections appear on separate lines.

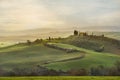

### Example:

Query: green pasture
xmin=0 ymin=76 xmax=120 ymax=80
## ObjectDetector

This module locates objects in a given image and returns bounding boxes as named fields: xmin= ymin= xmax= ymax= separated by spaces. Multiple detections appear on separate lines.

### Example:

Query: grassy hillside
xmin=44 ymin=43 xmax=120 ymax=71
xmin=0 ymin=34 xmax=120 ymax=73
xmin=0 ymin=43 xmax=83 ymax=71
xmin=0 ymin=42 xmax=119 ymax=72
xmin=61 ymin=35 xmax=120 ymax=54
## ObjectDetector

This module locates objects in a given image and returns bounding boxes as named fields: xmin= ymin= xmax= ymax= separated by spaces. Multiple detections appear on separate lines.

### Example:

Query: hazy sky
xmin=0 ymin=0 xmax=120 ymax=32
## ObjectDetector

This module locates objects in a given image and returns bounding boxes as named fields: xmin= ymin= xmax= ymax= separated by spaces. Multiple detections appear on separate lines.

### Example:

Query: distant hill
xmin=92 ymin=32 xmax=120 ymax=40
xmin=0 ymin=28 xmax=119 ymax=42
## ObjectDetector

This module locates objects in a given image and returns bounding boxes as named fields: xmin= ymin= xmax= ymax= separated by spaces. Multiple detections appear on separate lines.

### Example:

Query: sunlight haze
xmin=0 ymin=0 xmax=120 ymax=32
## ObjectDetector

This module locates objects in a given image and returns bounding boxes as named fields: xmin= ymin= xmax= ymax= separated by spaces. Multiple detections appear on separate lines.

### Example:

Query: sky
xmin=0 ymin=0 xmax=120 ymax=32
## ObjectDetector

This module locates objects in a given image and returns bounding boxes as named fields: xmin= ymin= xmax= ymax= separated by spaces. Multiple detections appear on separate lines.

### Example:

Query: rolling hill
xmin=0 ymin=38 xmax=120 ymax=71
xmin=43 ymin=43 xmax=120 ymax=71
xmin=0 ymin=43 xmax=83 ymax=71
xmin=61 ymin=35 xmax=120 ymax=54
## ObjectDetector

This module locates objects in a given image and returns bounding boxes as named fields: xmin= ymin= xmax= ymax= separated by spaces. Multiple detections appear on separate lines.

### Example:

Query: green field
xmin=0 ymin=43 xmax=83 ymax=70
xmin=44 ymin=43 xmax=120 ymax=71
xmin=0 ymin=76 xmax=120 ymax=80
xmin=0 ymin=42 xmax=120 ymax=71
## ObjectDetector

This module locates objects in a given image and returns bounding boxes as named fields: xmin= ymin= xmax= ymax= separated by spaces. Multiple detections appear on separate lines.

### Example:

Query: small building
xmin=79 ymin=32 xmax=88 ymax=36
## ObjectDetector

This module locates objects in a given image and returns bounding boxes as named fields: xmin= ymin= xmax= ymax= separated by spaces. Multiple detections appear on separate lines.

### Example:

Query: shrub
xmin=0 ymin=68 xmax=6 ymax=76
xmin=90 ymin=65 xmax=108 ymax=76
xmin=67 ymin=68 xmax=88 ymax=76
xmin=108 ymin=61 xmax=120 ymax=76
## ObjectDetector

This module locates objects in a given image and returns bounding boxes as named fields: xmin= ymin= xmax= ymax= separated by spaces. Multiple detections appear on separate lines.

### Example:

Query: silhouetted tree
xmin=27 ymin=40 xmax=31 ymax=45
xmin=49 ymin=37 xmax=51 ymax=41
xmin=74 ymin=30 xmax=78 ymax=36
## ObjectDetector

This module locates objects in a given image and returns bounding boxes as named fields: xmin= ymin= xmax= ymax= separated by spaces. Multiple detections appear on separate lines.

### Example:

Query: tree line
xmin=0 ymin=61 xmax=120 ymax=76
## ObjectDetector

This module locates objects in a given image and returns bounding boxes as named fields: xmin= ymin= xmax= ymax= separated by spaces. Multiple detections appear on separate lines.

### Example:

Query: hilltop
xmin=42 ymin=30 xmax=120 ymax=54
xmin=61 ymin=34 xmax=120 ymax=54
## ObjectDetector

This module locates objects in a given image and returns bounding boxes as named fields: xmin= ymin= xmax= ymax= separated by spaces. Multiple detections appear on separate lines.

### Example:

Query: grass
xmin=61 ymin=35 xmax=120 ymax=54
xmin=0 ymin=43 xmax=83 ymax=70
xmin=0 ymin=76 xmax=120 ymax=80
xmin=0 ymin=42 xmax=120 ymax=71
xmin=44 ymin=43 xmax=120 ymax=71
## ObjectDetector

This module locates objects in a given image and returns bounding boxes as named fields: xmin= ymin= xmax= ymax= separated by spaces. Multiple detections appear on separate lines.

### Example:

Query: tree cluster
xmin=0 ymin=61 xmax=120 ymax=76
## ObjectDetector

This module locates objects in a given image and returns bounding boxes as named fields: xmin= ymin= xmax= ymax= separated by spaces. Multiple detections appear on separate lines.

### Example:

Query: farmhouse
xmin=79 ymin=32 xmax=88 ymax=36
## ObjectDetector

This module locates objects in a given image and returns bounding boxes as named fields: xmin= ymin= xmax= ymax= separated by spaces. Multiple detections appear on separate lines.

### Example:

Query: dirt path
xmin=43 ymin=53 xmax=85 ymax=65
xmin=55 ymin=53 xmax=85 ymax=62
xmin=43 ymin=43 xmax=86 ymax=64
